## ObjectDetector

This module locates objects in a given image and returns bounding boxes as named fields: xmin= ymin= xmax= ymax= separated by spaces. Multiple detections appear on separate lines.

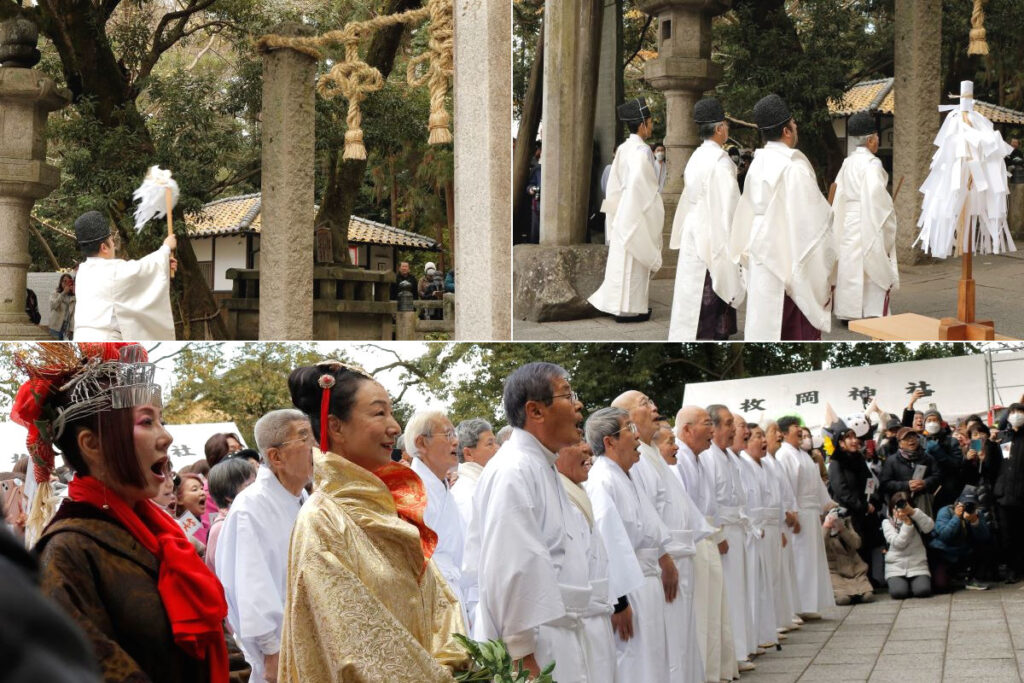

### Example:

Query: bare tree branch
xmin=624 ymin=15 xmax=654 ymax=69
xmin=137 ymin=0 xmax=219 ymax=85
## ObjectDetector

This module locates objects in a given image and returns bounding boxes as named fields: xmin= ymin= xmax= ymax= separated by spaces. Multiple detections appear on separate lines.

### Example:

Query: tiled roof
xmin=185 ymin=193 xmax=440 ymax=250
xmin=829 ymin=77 xmax=1024 ymax=125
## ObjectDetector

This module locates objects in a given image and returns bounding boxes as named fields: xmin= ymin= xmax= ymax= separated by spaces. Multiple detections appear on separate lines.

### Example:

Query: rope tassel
xmin=257 ymin=0 xmax=454 ymax=161
xmin=968 ymin=0 xmax=989 ymax=56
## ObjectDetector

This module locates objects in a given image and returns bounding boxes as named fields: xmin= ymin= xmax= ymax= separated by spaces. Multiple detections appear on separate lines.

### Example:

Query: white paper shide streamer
xmin=132 ymin=166 xmax=180 ymax=232
xmin=915 ymin=81 xmax=1015 ymax=258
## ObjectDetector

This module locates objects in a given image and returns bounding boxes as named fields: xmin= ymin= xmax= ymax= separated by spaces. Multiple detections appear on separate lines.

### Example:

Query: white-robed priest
xmin=730 ymin=94 xmax=837 ymax=340
xmin=831 ymin=111 xmax=899 ymax=322
xmin=584 ymin=407 xmax=676 ymax=683
xmin=72 ymin=210 xmax=178 ymax=340
xmin=669 ymin=97 xmax=745 ymax=341
xmin=589 ymin=97 xmax=665 ymax=323
xmin=774 ymin=415 xmax=837 ymax=619
xmin=464 ymin=362 xmax=592 ymax=680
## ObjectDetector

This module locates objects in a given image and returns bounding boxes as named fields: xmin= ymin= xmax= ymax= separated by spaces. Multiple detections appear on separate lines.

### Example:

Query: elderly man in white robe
xmin=763 ymin=420 xmax=804 ymax=633
xmin=584 ymin=407 xmax=677 ymax=683
xmin=451 ymin=418 xmax=499 ymax=529
xmin=737 ymin=423 xmax=781 ymax=650
xmin=72 ymin=210 xmax=178 ymax=340
xmin=775 ymin=416 xmax=837 ymax=619
xmin=216 ymin=409 xmax=313 ymax=683
xmin=730 ymin=94 xmax=837 ymax=340
xmin=407 ymin=409 xmax=468 ymax=624
xmin=669 ymin=97 xmax=745 ymax=341
xmin=556 ymin=439 xmax=618 ymax=683
xmin=701 ymin=404 xmax=758 ymax=668
xmin=675 ymin=406 xmax=743 ymax=679
xmin=589 ymin=97 xmax=665 ymax=323
xmin=613 ymin=392 xmax=705 ymax=683
xmin=832 ymin=111 xmax=899 ymax=323
xmin=451 ymin=418 xmax=499 ymax=627
xmin=464 ymin=362 xmax=592 ymax=680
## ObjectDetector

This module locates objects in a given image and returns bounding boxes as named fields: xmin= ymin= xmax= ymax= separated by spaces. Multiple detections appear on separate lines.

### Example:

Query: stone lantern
xmin=634 ymin=0 xmax=731 ymax=278
xmin=0 ymin=16 xmax=71 ymax=338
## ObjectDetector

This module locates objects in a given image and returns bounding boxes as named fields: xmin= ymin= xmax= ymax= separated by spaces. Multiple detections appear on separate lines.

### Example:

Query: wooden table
xmin=848 ymin=313 xmax=1018 ymax=341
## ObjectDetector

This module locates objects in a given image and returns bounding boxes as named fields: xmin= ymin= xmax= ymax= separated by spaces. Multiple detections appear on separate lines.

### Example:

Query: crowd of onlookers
xmin=821 ymin=391 xmax=1024 ymax=602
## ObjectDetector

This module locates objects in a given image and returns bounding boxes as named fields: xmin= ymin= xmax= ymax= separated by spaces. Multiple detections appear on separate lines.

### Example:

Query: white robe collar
xmin=457 ymin=461 xmax=484 ymax=482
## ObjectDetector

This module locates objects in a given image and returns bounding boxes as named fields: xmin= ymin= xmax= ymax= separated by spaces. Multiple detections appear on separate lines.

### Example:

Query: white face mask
xmin=925 ymin=421 xmax=941 ymax=435
xmin=655 ymin=151 xmax=665 ymax=161
xmin=1009 ymin=413 xmax=1024 ymax=429
xmin=800 ymin=437 xmax=812 ymax=451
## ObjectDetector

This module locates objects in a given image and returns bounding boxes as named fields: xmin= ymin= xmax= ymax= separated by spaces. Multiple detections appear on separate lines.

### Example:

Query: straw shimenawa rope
xmin=968 ymin=0 xmax=989 ymax=56
xmin=256 ymin=0 xmax=453 ymax=160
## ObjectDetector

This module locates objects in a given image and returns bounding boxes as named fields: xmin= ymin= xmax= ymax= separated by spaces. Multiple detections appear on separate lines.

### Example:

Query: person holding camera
xmin=881 ymin=491 xmax=934 ymax=599
xmin=928 ymin=485 xmax=993 ymax=592
xmin=823 ymin=507 xmax=874 ymax=605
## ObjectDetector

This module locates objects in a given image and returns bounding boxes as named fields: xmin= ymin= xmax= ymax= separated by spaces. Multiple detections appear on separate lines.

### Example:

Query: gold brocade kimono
xmin=279 ymin=450 xmax=468 ymax=682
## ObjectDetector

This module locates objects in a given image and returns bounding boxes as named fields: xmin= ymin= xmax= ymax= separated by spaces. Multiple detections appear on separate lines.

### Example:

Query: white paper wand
xmin=133 ymin=165 xmax=180 ymax=277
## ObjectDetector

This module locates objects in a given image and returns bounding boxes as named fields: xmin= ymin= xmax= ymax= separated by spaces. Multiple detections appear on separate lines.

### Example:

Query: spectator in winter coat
xmin=956 ymin=422 xmax=1002 ymax=496
xmin=823 ymin=508 xmax=873 ymax=605
xmin=879 ymin=428 xmax=941 ymax=518
xmin=928 ymin=485 xmax=993 ymax=592
xmin=881 ymin=491 xmax=934 ymax=600
xmin=827 ymin=427 xmax=883 ymax=568
xmin=994 ymin=402 xmax=1024 ymax=583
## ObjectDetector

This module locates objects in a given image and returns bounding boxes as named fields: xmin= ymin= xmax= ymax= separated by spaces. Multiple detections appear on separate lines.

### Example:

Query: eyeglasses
xmin=428 ymin=429 xmax=458 ymax=441
xmin=276 ymin=432 xmax=313 ymax=448
xmin=613 ymin=422 xmax=639 ymax=437
xmin=550 ymin=390 xmax=579 ymax=404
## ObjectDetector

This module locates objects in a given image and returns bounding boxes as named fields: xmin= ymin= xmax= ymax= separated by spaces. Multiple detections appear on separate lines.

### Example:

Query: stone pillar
xmin=893 ymin=0 xmax=941 ymax=265
xmin=538 ymin=0 xmax=603 ymax=246
xmin=454 ymin=0 xmax=512 ymax=339
xmin=0 ymin=18 xmax=70 ymax=339
xmin=592 ymin=0 xmax=624 ymax=232
xmin=259 ymin=22 xmax=316 ymax=340
xmin=636 ymin=0 xmax=729 ymax=278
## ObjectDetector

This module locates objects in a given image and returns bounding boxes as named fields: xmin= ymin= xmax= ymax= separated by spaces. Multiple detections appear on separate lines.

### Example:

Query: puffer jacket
xmin=881 ymin=508 xmax=934 ymax=579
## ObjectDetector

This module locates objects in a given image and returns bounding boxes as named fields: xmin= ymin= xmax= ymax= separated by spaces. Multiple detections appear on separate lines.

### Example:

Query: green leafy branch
xmin=453 ymin=634 xmax=555 ymax=683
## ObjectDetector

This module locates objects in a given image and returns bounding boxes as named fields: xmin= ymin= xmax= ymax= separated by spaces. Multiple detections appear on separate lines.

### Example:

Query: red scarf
xmin=373 ymin=461 xmax=438 ymax=573
xmin=68 ymin=476 xmax=229 ymax=682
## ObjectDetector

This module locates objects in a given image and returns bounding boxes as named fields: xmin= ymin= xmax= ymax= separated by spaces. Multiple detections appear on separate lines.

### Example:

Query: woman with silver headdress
xmin=11 ymin=343 xmax=228 ymax=683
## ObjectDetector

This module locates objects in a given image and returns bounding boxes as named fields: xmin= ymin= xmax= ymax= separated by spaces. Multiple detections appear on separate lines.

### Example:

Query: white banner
xmin=0 ymin=421 xmax=246 ymax=474
xmin=682 ymin=354 xmax=1002 ymax=428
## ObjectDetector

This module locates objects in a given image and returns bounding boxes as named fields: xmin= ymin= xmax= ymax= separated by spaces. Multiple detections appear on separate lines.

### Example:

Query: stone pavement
xmin=741 ymin=583 xmax=1024 ymax=683
xmin=513 ymin=240 xmax=1024 ymax=341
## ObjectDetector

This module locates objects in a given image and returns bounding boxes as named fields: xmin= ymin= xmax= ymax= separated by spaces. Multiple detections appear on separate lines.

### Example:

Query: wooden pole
xmin=165 ymin=186 xmax=176 ymax=279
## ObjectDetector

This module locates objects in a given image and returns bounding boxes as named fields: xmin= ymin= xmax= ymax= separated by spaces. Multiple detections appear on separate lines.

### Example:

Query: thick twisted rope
xmin=968 ymin=0 xmax=989 ymax=56
xmin=256 ymin=0 xmax=453 ymax=160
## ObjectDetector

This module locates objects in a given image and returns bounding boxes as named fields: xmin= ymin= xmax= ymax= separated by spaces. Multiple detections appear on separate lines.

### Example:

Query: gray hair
xmin=503 ymin=362 xmax=569 ymax=428
xmin=404 ymin=409 xmax=448 ymax=459
xmin=254 ymin=408 xmax=309 ymax=459
xmin=208 ymin=457 xmax=255 ymax=508
xmin=706 ymin=404 xmax=730 ymax=427
xmin=585 ymin=407 xmax=629 ymax=457
xmin=496 ymin=425 xmax=513 ymax=444
xmin=699 ymin=121 xmax=725 ymax=140
xmin=457 ymin=418 xmax=494 ymax=462
xmin=852 ymin=133 xmax=877 ymax=148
